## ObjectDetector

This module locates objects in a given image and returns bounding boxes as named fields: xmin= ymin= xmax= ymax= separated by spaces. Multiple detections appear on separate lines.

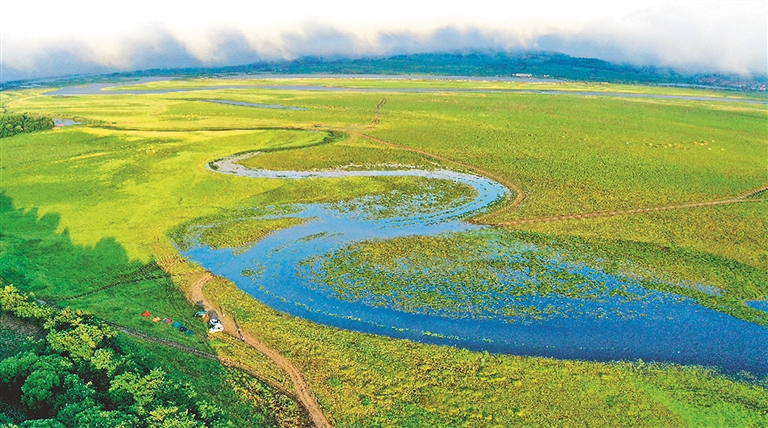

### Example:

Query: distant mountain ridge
xmin=6 ymin=51 xmax=767 ymax=91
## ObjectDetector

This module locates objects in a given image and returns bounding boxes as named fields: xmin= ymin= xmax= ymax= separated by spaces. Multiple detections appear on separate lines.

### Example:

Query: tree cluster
xmin=0 ymin=114 xmax=55 ymax=139
xmin=0 ymin=286 xmax=232 ymax=427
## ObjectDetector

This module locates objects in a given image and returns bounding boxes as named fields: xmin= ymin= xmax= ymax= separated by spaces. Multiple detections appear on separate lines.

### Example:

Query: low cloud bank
xmin=3 ymin=3 xmax=766 ymax=82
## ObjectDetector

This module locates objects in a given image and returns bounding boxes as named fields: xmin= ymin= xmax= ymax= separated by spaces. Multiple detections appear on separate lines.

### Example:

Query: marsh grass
xmin=311 ymin=229 xmax=768 ymax=326
xmin=238 ymin=136 xmax=441 ymax=171
xmin=203 ymin=272 xmax=768 ymax=427
xmin=0 ymin=203 xmax=303 ymax=426
xmin=108 ymin=77 xmax=766 ymax=100
xmin=3 ymin=80 xmax=767 ymax=426
xmin=370 ymin=92 xmax=767 ymax=219
xmin=199 ymin=218 xmax=306 ymax=250
xmin=522 ymin=202 xmax=768 ymax=272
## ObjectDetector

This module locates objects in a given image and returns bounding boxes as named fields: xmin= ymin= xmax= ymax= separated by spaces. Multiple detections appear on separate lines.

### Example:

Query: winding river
xmin=182 ymin=154 xmax=768 ymax=376
xmin=42 ymin=78 xmax=767 ymax=374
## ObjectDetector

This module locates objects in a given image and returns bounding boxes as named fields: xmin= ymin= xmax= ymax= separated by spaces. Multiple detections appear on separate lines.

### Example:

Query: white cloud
xmin=2 ymin=0 xmax=765 ymax=81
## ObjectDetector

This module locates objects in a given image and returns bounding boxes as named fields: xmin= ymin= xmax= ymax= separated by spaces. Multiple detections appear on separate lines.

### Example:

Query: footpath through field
xmin=34 ymin=289 xmax=320 ymax=426
xmin=495 ymin=196 xmax=767 ymax=227
xmin=362 ymin=134 xmax=767 ymax=227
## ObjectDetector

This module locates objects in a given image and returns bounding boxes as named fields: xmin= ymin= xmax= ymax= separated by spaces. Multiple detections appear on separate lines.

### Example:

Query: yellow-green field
xmin=1 ymin=78 xmax=766 ymax=427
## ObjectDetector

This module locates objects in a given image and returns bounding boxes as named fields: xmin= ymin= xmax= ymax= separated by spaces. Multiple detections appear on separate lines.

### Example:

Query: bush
xmin=0 ymin=114 xmax=54 ymax=138
xmin=0 ymin=286 xmax=231 ymax=427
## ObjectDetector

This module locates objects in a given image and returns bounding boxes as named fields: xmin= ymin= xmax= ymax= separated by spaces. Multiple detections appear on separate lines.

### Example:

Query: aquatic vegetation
xmin=238 ymin=136 xmax=441 ymax=172
xmin=183 ymin=154 xmax=766 ymax=378
xmin=327 ymin=178 xmax=477 ymax=220
xmin=2 ymin=78 xmax=766 ymax=426
xmin=170 ymin=206 xmax=306 ymax=253
xmin=309 ymin=230 xmax=768 ymax=327
xmin=199 ymin=217 xmax=306 ymax=251
xmin=306 ymin=231 xmax=655 ymax=320
xmin=206 ymin=275 xmax=768 ymax=427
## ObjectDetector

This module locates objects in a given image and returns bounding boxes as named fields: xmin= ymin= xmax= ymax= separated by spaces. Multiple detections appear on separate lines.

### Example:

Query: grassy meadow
xmin=1 ymin=78 xmax=766 ymax=426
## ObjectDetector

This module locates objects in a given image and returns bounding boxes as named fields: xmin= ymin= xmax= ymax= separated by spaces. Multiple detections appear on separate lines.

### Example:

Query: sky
xmin=1 ymin=0 xmax=766 ymax=82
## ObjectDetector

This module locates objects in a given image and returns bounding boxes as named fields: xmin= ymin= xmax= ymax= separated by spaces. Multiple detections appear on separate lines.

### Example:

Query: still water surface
xmin=45 ymin=77 xmax=767 ymax=104
xmin=183 ymin=154 xmax=768 ymax=375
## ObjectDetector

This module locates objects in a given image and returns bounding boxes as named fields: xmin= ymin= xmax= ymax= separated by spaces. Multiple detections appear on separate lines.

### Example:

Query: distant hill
xmin=122 ymin=51 xmax=768 ymax=91
xmin=254 ymin=51 xmax=690 ymax=84
xmin=6 ymin=51 xmax=767 ymax=92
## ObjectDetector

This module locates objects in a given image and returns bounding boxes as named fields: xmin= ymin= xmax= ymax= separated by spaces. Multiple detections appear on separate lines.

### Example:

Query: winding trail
xmin=184 ymin=271 xmax=332 ymax=428
xmin=362 ymin=133 xmax=768 ymax=226
xmin=74 ymin=129 xmax=765 ymax=424
xmin=104 ymin=321 xmax=297 ymax=399
xmin=489 ymin=181 xmax=768 ymax=227
xmin=33 ymin=287 xmax=317 ymax=425
xmin=495 ymin=196 xmax=767 ymax=227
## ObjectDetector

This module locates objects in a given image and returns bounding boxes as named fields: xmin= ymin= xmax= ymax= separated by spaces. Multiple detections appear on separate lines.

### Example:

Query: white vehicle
xmin=207 ymin=310 xmax=224 ymax=333
xmin=208 ymin=321 xmax=224 ymax=333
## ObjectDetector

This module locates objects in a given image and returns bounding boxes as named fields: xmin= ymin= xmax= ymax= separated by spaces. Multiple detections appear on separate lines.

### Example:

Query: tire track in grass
xmin=105 ymin=322 xmax=298 ymax=400
xmin=739 ymin=184 xmax=768 ymax=199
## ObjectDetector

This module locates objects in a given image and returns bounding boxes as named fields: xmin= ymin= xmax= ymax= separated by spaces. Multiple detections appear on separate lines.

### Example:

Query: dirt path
xmin=494 ymin=198 xmax=766 ymax=227
xmin=169 ymin=131 xmax=764 ymax=427
xmin=739 ymin=184 xmax=768 ymax=199
xmin=104 ymin=321 xmax=297 ymax=399
xmin=186 ymin=272 xmax=332 ymax=428
xmin=362 ymin=134 xmax=767 ymax=228
xmin=37 ymin=288 xmax=316 ymax=423
xmin=494 ymin=190 xmax=767 ymax=227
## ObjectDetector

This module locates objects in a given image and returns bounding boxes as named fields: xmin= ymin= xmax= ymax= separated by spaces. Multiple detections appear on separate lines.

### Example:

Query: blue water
xmin=182 ymin=154 xmax=768 ymax=376
xmin=748 ymin=301 xmax=768 ymax=314
xmin=44 ymin=79 xmax=767 ymax=104
xmin=53 ymin=119 xmax=82 ymax=126
xmin=53 ymin=119 xmax=80 ymax=126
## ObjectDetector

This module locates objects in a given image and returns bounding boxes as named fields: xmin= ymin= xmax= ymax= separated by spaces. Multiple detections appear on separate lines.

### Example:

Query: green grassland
xmin=371 ymin=92 xmax=766 ymax=217
xmin=2 ymin=78 xmax=767 ymax=426
xmin=520 ymin=202 xmax=768 ymax=271
xmin=0 ymin=313 xmax=43 ymax=359
xmin=238 ymin=137 xmax=441 ymax=171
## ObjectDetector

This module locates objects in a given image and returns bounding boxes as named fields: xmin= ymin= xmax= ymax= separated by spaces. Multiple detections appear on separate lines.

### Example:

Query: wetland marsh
xmin=2 ymin=76 xmax=767 ymax=426
xmin=180 ymin=151 xmax=767 ymax=375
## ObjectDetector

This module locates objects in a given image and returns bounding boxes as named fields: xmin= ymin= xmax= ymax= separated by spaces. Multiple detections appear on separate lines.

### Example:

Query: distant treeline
xmin=4 ymin=51 xmax=767 ymax=92
xmin=0 ymin=286 xmax=231 ymax=427
xmin=115 ymin=51 xmax=768 ymax=91
xmin=1 ymin=114 xmax=54 ymax=138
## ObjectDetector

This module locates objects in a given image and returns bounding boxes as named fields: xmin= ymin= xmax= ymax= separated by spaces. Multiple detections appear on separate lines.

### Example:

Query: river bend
xmin=182 ymin=154 xmax=768 ymax=376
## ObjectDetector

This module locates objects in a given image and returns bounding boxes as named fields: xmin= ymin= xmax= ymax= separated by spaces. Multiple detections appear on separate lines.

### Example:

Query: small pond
xmin=53 ymin=119 xmax=80 ymax=126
